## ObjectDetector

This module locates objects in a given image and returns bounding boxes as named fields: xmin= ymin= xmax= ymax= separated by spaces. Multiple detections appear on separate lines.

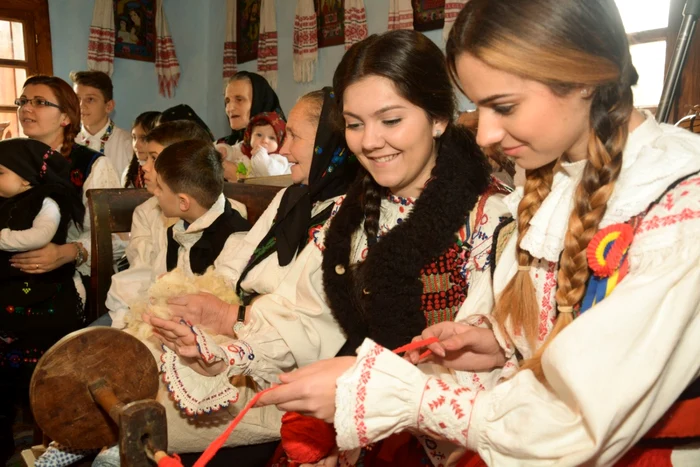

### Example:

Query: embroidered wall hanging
xmin=237 ymin=0 xmax=262 ymax=64
xmin=315 ymin=0 xmax=345 ymax=48
xmin=411 ymin=0 xmax=445 ymax=32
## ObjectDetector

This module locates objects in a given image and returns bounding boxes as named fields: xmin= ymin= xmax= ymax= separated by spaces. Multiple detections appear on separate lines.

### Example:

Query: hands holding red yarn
xmin=255 ymin=357 xmax=357 ymax=423
xmin=405 ymin=322 xmax=507 ymax=372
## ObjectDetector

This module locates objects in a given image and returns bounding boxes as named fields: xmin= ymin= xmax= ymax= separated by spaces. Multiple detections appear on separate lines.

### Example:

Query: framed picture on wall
xmin=114 ymin=0 xmax=156 ymax=62
xmin=237 ymin=0 xmax=262 ymax=64
xmin=411 ymin=0 xmax=445 ymax=32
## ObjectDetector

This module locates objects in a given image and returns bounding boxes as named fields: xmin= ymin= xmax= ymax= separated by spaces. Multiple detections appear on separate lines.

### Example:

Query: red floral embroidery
xmin=539 ymin=261 xmax=557 ymax=342
xmin=354 ymin=344 xmax=383 ymax=446
xmin=637 ymin=208 xmax=700 ymax=234
xmin=70 ymin=169 xmax=84 ymax=187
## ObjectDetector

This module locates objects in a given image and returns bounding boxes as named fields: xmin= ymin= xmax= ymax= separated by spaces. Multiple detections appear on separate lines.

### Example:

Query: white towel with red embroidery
xmin=344 ymin=0 xmax=368 ymax=50
xmin=155 ymin=0 xmax=180 ymax=98
xmin=388 ymin=0 xmax=414 ymax=30
xmin=443 ymin=0 xmax=470 ymax=42
xmin=223 ymin=0 xmax=238 ymax=87
xmin=87 ymin=0 xmax=115 ymax=76
xmin=293 ymin=0 xmax=318 ymax=83
xmin=258 ymin=0 xmax=278 ymax=89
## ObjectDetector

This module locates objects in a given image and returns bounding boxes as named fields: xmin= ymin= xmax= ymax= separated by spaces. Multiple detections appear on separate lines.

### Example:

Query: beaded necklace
xmin=98 ymin=120 xmax=115 ymax=155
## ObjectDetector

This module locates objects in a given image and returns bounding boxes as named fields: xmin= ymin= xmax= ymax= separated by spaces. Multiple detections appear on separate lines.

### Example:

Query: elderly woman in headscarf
xmin=216 ymin=71 xmax=287 ymax=180
xmin=144 ymin=88 xmax=357 ymax=456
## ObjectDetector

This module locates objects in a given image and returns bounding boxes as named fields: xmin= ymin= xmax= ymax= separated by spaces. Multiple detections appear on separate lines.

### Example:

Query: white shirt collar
xmin=79 ymin=119 xmax=111 ymax=143
xmin=172 ymin=194 xmax=227 ymax=239
xmin=504 ymin=112 xmax=700 ymax=261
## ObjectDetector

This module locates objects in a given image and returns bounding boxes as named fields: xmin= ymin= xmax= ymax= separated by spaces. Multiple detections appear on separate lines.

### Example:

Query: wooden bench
xmin=86 ymin=182 xmax=284 ymax=322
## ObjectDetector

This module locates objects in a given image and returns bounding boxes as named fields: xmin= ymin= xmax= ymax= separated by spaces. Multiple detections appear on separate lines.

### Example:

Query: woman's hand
xmin=143 ymin=314 xmax=228 ymax=377
xmin=11 ymin=243 xmax=75 ymax=274
xmin=167 ymin=292 xmax=236 ymax=336
xmin=405 ymin=322 xmax=506 ymax=372
xmin=0 ymin=122 xmax=11 ymax=139
xmin=256 ymin=357 xmax=357 ymax=423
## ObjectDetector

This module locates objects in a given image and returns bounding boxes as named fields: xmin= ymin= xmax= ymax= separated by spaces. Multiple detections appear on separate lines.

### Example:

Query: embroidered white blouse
xmin=159 ymin=189 xmax=511 ymax=417
xmin=215 ymin=187 xmax=339 ymax=293
xmin=77 ymin=120 xmax=133 ymax=177
xmin=0 ymin=197 xmax=60 ymax=252
xmin=333 ymin=115 xmax=700 ymax=466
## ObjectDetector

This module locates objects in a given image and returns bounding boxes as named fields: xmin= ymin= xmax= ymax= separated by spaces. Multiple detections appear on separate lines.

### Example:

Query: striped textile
xmin=155 ymin=0 xmax=180 ymax=98
xmin=87 ymin=0 xmax=115 ymax=76
xmin=258 ymin=0 xmax=278 ymax=89
xmin=443 ymin=0 xmax=469 ymax=42
xmin=292 ymin=0 xmax=317 ymax=83
xmin=223 ymin=0 xmax=237 ymax=88
xmin=344 ymin=0 xmax=368 ymax=50
xmin=388 ymin=0 xmax=414 ymax=30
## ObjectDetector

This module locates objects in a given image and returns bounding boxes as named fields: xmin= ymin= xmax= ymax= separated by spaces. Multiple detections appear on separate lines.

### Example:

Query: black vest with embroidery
xmin=67 ymin=143 xmax=103 ymax=197
xmin=166 ymin=201 xmax=250 ymax=274
xmin=323 ymin=125 xmax=495 ymax=354
xmin=0 ymin=188 xmax=83 ymax=372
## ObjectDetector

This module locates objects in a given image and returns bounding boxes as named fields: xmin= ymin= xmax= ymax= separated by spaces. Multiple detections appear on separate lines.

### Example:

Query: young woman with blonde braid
xmin=257 ymin=1 xmax=700 ymax=465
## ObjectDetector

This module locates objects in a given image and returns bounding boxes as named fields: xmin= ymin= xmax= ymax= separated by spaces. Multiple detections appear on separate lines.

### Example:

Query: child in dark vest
xmin=0 ymin=138 xmax=85 ymax=463
xmin=107 ymin=138 xmax=250 ymax=330
xmin=154 ymin=139 xmax=250 ymax=275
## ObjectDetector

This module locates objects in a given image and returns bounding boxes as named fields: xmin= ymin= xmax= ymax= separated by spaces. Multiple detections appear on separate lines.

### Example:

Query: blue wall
xmin=49 ymin=0 xmax=468 ymax=140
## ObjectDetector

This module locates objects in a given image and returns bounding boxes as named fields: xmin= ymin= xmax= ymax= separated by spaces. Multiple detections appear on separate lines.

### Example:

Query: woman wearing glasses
xmin=12 ymin=75 xmax=121 ymax=308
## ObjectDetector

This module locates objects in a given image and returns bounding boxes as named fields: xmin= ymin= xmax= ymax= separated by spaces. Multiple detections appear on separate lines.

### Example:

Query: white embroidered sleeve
xmin=214 ymin=188 xmax=285 ymax=287
xmin=337 ymin=180 xmax=700 ymax=466
xmin=124 ymin=198 xmax=155 ymax=269
xmin=334 ymin=339 xmax=475 ymax=451
xmin=0 ymin=198 xmax=60 ymax=252
xmin=160 ymin=325 xmax=248 ymax=416
xmin=67 ymin=156 xmax=122 ymax=276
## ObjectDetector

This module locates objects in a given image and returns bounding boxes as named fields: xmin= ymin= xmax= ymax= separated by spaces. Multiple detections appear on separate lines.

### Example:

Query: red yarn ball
xmin=280 ymin=412 xmax=337 ymax=464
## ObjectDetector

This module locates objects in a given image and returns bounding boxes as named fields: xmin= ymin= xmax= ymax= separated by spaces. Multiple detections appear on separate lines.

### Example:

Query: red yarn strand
xmin=167 ymin=337 xmax=443 ymax=466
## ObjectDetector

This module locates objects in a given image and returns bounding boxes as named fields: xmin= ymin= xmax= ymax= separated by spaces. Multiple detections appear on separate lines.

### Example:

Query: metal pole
xmin=657 ymin=0 xmax=700 ymax=123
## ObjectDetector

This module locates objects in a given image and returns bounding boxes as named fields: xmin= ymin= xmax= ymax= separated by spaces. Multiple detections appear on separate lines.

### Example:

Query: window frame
xmin=0 ymin=0 xmax=52 ymax=122
xmin=664 ymin=0 xmax=700 ymax=123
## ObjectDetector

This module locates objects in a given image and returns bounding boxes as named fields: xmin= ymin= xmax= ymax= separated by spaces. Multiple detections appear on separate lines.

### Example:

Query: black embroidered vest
xmin=166 ymin=201 xmax=250 ymax=274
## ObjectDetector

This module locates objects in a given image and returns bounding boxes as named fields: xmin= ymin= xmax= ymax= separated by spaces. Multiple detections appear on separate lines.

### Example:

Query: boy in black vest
xmin=152 ymin=139 xmax=250 ymax=277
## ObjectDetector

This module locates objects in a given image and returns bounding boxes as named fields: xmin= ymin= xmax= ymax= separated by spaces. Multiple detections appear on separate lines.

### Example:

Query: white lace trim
xmin=159 ymin=325 xmax=246 ymax=416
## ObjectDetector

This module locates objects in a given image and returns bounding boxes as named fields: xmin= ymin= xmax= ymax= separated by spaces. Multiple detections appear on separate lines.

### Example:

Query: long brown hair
xmin=446 ymin=0 xmax=639 ymax=379
xmin=333 ymin=30 xmax=458 ymax=244
xmin=23 ymin=75 xmax=81 ymax=157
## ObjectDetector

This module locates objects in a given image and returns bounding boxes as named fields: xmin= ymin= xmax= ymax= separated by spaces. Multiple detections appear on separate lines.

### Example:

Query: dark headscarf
xmin=0 ymin=138 xmax=85 ymax=227
xmin=240 ymin=111 xmax=286 ymax=158
xmin=159 ymin=104 xmax=215 ymax=141
xmin=223 ymin=71 xmax=286 ymax=145
xmin=236 ymin=87 xmax=357 ymax=302
xmin=273 ymin=87 xmax=357 ymax=265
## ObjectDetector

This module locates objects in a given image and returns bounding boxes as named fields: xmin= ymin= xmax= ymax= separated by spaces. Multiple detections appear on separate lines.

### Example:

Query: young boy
xmin=70 ymin=70 xmax=132 ymax=176
xmin=152 ymin=140 xmax=250 ymax=277
xmin=106 ymin=121 xmax=247 ymax=328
